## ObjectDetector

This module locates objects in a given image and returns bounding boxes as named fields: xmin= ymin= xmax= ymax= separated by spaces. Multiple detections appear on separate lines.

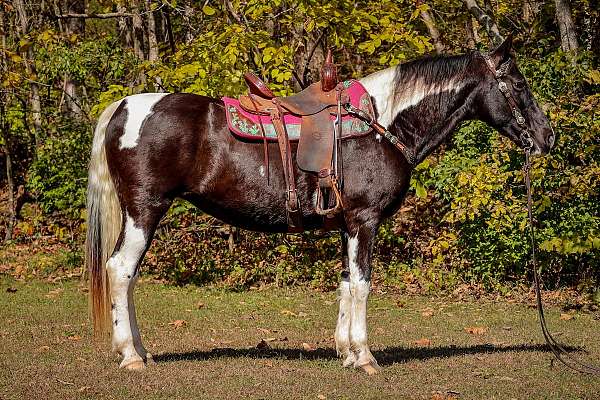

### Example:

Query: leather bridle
xmin=482 ymin=52 xmax=600 ymax=375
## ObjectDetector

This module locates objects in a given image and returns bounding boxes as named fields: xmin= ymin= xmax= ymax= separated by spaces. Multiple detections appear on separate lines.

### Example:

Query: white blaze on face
xmin=120 ymin=93 xmax=169 ymax=150
xmin=359 ymin=67 xmax=463 ymax=128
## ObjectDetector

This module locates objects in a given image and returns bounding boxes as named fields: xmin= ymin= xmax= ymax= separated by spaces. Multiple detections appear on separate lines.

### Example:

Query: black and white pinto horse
xmin=86 ymin=37 xmax=554 ymax=373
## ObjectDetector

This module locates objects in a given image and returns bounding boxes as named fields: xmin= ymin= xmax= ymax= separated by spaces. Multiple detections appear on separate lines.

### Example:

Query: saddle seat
xmin=242 ymin=73 xmax=349 ymax=117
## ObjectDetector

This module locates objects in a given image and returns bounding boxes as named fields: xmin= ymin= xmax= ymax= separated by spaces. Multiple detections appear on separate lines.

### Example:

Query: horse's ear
xmin=490 ymin=33 xmax=514 ymax=67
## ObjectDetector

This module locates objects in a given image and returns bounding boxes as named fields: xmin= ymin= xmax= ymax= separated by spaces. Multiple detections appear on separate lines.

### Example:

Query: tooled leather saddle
xmin=229 ymin=50 xmax=376 ymax=231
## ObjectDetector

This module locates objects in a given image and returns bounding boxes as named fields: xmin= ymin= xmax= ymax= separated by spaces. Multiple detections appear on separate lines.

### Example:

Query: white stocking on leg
xmin=107 ymin=214 xmax=149 ymax=370
xmin=335 ymin=278 xmax=356 ymax=367
xmin=347 ymin=229 xmax=380 ymax=375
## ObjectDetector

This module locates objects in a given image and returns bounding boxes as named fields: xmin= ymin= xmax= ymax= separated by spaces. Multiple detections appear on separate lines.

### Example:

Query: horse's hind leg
xmin=107 ymin=203 xmax=169 ymax=369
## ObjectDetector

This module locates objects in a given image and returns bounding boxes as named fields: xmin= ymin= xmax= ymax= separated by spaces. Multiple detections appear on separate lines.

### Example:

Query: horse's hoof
xmin=360 ymin=362 xmax=381 ymax=375
xmin=342 ymin=352 xmax=357 ymax=368
xmin=120 ymin=358 xmax=145 ymax=370
xmin=145 ymin=352 xmax=155 ymax=364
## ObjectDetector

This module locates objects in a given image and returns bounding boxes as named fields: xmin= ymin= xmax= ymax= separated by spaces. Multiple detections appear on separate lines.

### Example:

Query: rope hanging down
xmin=523 ymin=147 xmax=600 ymax=375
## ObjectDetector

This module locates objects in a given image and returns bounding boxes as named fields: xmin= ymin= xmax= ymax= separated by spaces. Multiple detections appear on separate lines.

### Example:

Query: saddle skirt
xmin=223 ymin=79 xmax=375 ymax=142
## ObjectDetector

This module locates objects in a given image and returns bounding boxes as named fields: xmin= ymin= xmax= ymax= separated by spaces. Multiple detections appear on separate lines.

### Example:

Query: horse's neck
xmin=361 ymin=62 xmax=478 ymax=165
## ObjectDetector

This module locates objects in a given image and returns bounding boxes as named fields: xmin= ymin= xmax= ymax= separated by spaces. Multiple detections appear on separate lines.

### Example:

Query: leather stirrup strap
xmin=271 ymin=100 xmax=302 ymax=231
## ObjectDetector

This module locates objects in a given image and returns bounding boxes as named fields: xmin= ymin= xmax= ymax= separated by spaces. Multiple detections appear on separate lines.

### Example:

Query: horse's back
xmin=103 ymin=93 xmax=225 ymax=200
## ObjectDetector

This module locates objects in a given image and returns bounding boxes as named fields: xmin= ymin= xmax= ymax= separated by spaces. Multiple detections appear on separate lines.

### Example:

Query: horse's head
xmin=475 ymin=35 xmax=555 ymax=155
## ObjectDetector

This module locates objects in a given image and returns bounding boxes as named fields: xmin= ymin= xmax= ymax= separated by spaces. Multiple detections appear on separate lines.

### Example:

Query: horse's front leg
xmin=335 ymin=223 xmax=381 ymax=374
xmin=335 ymin=231 xmax=356 ymax=367
xmin=348 ymin=223 xmax=380 ymax=374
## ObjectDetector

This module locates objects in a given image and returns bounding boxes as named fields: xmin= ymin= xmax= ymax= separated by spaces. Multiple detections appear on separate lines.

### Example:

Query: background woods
xmin=0 ymin=0 xmax=598 ymax=293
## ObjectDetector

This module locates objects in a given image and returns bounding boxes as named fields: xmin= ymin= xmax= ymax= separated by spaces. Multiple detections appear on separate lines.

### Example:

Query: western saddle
xmin=238 ymin=50 xmax=349 ymax=231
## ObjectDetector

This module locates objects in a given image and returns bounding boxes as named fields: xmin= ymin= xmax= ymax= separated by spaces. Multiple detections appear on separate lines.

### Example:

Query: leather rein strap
xmin=343 ymin=103 xmax=416 ymax=166
xmin=483 ymin=53 xmax=600 ymax=375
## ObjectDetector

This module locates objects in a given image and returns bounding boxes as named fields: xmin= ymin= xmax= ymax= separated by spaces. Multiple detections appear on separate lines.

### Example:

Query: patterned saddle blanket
xmin=222 ymin=80 xmax=375 ymax=141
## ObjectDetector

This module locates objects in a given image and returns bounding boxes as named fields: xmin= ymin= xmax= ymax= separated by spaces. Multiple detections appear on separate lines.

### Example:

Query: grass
xmin=0 ymin=277 xmax=599 ymax=399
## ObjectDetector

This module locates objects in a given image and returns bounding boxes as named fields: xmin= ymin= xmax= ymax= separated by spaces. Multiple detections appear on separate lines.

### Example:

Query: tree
xmin=416 ymin=0 xmax=445 ymax=54
xmin=463 ymin=0 xmax=503 ymax=45
xmin=555 ymin=0 xmax=579 ymax=52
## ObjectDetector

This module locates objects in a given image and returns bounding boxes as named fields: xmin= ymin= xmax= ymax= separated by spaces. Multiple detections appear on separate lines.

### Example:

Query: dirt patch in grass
xmin=0 ymin=277 xmax=599 ymax=399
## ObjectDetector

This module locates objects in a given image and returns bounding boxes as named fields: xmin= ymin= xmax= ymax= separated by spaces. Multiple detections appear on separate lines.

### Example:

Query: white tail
xmin=86 ymin=99 xmax=123 ymax=335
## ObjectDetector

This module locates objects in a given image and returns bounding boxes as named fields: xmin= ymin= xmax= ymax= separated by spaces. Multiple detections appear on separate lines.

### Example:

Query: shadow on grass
xmin=154 ymin=343 xmax=579 ymax=366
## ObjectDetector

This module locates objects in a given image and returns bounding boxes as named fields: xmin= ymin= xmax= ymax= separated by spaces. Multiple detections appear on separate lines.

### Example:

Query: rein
xmin=483 ymin=53 xmax=600 ymax=375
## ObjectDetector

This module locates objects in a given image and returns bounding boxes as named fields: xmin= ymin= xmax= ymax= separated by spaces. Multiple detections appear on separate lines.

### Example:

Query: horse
xmin=86 ymin=35 xmax=554 ymax=374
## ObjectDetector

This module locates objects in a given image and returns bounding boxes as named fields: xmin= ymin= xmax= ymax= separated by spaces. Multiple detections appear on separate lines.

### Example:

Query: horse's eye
xmin=514 ymin=80 xmax=526 ymax=90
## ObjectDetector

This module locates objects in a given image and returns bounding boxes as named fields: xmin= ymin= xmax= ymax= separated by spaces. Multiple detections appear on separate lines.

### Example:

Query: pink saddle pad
xmin=223 ymin=79 xmax=374 ymax=141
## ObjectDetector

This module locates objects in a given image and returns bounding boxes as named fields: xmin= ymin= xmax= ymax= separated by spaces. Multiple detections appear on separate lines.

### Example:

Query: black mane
xmin=393 ymin=52 xmax=478 ymax=94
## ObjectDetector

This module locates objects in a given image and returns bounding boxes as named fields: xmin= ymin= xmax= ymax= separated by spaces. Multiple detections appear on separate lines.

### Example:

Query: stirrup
xmin=315 ymin=176 xmax=343 ymax=217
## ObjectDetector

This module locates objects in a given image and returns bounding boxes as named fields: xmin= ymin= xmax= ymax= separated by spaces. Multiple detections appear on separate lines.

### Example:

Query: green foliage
xmin=147 ymin=201 xmax=341 ymax=290
xmin=412 ymin=51 xmax=600 ymax=288
xmin=27 ymin=123 xmax=91 ymax=216
xmin=3 ymin=0 xmax=599 ymax=291
xmin=144 ymin=0 xmax=432 ymax=96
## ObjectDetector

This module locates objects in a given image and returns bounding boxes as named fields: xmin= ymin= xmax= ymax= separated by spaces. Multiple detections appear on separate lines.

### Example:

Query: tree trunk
xmin=182 ymin=0 xmax=195 ymax=43
xmin=146 ymin=1 xmax=159 ymax=62
xmin=116 ymin=4 xmax=133 ymax=47
xmin=554 ymin=0 xmax=579 ymax=52
xmin=463 ymin=0 xmax=504 ymax=45
xmin=14 ymin=0 xmax=42 ymax=148
xmin=145 ymin=0 xmax=162 ymax=90
xmin=583 ymin=0 xmax=599 ymax=53
xmin=464 ymin=17 xmax=477 ymax=49
xmin=131 ymin=0 xmax=146 ymax=84
xmin=416 ymin=0 xmax=445 ymax=54
xmin=0 ymin=96 xmax=15 ymax=241
xmin=63 ymin=0 xmax=85 ymax=117
xmin=523 ymin=0 xmax=541 ymax=24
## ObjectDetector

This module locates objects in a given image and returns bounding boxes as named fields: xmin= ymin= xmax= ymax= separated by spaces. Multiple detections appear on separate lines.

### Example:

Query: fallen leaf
xmin=46 ymin=288 xmax=64 ymax=298
xmin=421 ymin=308 xmax=434 ymax=318
xmin=6 ymin=287 xmax=17 ymax=293
xmin=68 ymin=335 xmax=82 ymax=341
xmin=297 ymin=311 xmax=308 ymax=318
xmin=280 ymin=309 xmax=297 ymax=317
xmin=465 ymin=326 xmax=487 ymax=335
xmin=257 ymin=328 xmax=271 ymax=335
xmin=317 ymin=395 xmax=327 ymax=400
xmin=396 ymin=300 xmax=406 ymax=308
xmin=256 ymin=339 xmax=271 ymax=350
xmin=414 ymin=338 xmax=432 ymax=346
xmin=302 ymin=342 xmax=316 ymax=351
xmin=77 ymin=386 xmax=91 ymax=393
xmin=431 ymin=392 xmax=458 ymax=400
xmin=168 ymin=320 xmax=187 ymax=329
xmin=36 ymin=345 xmax=50 ymax=352
xmin=560 ymin=313 xmax=574 ymax=321
xmin=196 ymin=301 xmax=205 ymax=309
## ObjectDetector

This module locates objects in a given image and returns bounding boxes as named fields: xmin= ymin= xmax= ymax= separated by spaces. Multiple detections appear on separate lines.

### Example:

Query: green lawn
xmin=0 ymin=277 xmax=598 ymax=399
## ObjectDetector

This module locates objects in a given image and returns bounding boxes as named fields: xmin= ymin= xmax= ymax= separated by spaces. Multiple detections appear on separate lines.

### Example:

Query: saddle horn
xmin=320 ymin=49 xmax=338 ymax=92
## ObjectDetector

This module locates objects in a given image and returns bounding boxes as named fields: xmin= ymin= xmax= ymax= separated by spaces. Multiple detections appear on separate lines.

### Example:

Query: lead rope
xmin=524 ymin=144 xmax=600 ymax=375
